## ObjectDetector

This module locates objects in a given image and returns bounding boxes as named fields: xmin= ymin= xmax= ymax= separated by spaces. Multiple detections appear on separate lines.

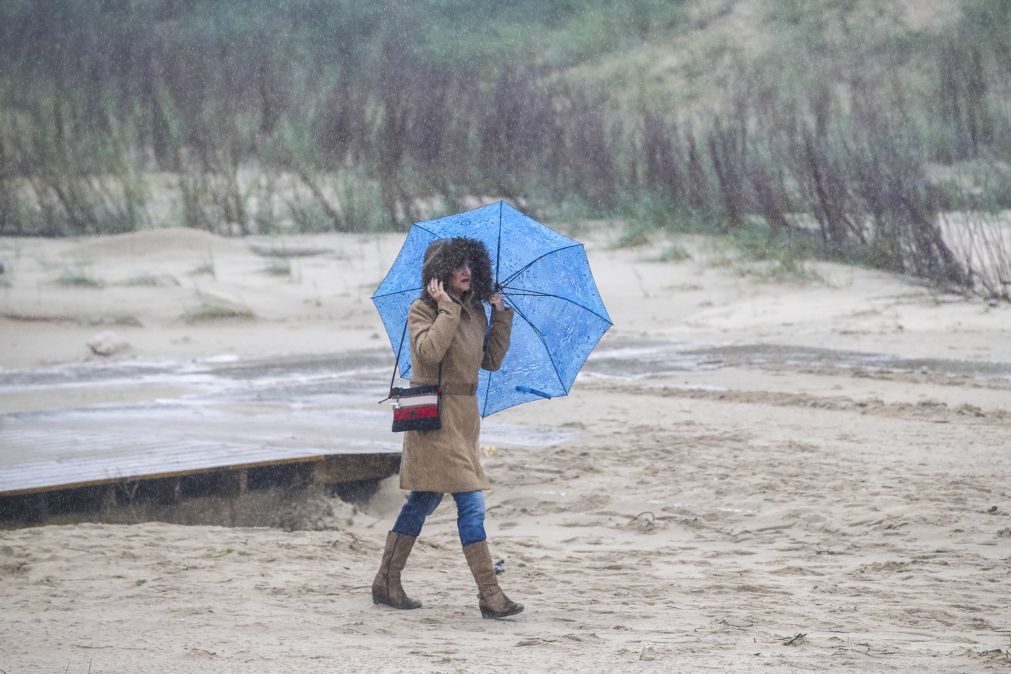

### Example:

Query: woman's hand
xmin=489 ymin=292 xmax=506 ymax=312
xmin=428 ymin=278 xmax=451 ymax=303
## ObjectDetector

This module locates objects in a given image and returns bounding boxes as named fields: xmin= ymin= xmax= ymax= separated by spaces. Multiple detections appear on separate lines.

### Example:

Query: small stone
xmin=87 ymin=331 xmax=130 ymax=357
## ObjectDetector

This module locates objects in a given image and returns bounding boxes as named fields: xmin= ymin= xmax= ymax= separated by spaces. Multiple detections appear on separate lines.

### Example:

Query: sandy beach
xmin=1 ymin=226 xmax=1010 ymax=672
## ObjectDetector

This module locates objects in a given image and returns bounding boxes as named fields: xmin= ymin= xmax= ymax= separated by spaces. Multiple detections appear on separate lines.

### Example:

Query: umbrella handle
xmin=515 ymin=386 xmax=553 ymax=399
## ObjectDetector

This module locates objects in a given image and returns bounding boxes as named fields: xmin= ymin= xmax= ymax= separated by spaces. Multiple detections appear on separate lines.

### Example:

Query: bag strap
xmin=388 ymin=318 xmax=409 ymax=393
xmin=380 ymin=316 xmax=442 ymax=403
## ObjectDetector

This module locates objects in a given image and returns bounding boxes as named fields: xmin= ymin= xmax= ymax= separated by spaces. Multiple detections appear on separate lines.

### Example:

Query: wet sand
xmin=1 ymin=228 xmax=1010 ymax=671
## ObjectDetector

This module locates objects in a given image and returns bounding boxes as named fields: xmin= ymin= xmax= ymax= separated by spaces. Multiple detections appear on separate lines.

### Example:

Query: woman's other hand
xmin=428 ymin=278 xmax=452 ymax=303
xmin=489 ymin=293 xmax=506 ymax=312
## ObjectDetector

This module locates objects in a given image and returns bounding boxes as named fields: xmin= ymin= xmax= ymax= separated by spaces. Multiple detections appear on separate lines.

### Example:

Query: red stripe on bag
xmin=393 ymin=405 xmax=440 ymax=421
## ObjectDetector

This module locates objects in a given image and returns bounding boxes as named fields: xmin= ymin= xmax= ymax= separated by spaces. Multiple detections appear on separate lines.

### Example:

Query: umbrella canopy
xmin=372 ymin=201 xmax=612 ymax=416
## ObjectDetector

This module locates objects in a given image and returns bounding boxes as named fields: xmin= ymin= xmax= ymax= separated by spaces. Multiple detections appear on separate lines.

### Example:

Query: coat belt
xmin=411 ymin=382 xmax=477 ymax=396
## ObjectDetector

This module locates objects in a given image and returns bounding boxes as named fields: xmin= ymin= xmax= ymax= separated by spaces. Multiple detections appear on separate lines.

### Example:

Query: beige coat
xmin=399 ymin=292 xmax=513 ymax=493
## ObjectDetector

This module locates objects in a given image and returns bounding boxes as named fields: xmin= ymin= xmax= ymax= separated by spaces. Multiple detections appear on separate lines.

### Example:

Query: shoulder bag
xmin=383 ymin=320 xmax=442 ymax=432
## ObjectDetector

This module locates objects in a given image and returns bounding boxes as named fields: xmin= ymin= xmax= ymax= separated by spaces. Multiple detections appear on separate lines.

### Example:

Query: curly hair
xmin=419 ymin=237 xmax=494 ymax=308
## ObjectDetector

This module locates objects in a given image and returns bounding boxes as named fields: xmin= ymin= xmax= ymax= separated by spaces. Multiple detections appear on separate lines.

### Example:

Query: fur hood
xmin=419 ymin=237 xmax=494 ymax=307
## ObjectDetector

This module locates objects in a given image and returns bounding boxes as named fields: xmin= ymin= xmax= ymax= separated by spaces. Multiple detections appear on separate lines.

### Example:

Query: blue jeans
xmin=392 ymin=491 xmax=486 ymax=546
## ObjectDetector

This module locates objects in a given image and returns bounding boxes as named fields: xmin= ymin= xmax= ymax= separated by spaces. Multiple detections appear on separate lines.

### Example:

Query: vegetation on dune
xmin=180 ymin=294 xmax=255 ymax=323
xmin=0 ymin=0 xmax=1009 ymax=297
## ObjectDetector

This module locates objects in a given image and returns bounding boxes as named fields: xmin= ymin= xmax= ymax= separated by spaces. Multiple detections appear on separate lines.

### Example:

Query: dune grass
xmin=80 ymin=314 xmax=144 ymax=328
xmin=188 ymin=257 xmax=216 ymax=278
xmin=180 ymin=297 xmax=255 ymax=324
xmin=54 ymin=268 xmax=104 ymax=288
xmin=120 ymin=273 xmax=180 ymax=287
xmin=1 ymin=1 xmax=1009 ymax=297
xmin=656 ymin=242 xmax=692 ymax=263
xmin=262 ymin=258 xmax=292 ymax=277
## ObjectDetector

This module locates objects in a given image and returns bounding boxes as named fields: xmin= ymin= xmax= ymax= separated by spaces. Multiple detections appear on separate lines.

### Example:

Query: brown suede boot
xmin=372 ymin=532 xmax=422 ymax=609
xmin=462 ymin=540 xmax=524 ymax=619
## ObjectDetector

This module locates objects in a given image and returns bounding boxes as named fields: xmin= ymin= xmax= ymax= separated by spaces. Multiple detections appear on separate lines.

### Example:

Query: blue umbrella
xmin=372 ymin=201 xmax=612 ymax=416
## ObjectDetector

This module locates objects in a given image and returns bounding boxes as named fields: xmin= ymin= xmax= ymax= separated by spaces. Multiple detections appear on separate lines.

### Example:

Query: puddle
xmin=585 ymin=341 xmax=1011 ymax=383
xmin=0 ymin=350 xmax=576 ymax=495
xmin=4 ymin=342 xmax=1009 ymax=409
xmin=584 ymin=343 xmax=721 ymax=379
xmin=3 ymin=339 xmax=1007 ymax=495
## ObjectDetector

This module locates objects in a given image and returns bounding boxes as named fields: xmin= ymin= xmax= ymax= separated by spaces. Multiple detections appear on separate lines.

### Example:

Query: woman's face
xmin=448 ymin=261 xmax=472 ymax=297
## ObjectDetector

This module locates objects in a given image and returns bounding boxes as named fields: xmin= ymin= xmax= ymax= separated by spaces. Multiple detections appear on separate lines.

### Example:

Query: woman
xmin=372 ymin=236 xmax=523 ymax=619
